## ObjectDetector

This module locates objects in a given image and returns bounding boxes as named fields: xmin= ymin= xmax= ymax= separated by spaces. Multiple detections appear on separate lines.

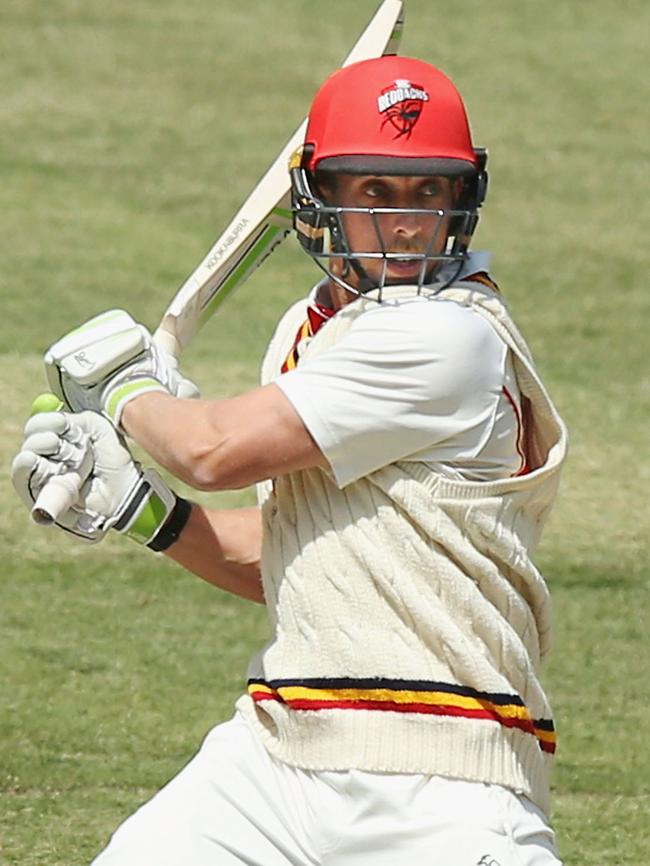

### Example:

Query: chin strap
xmin=344 ymin=258 xmax=377 ymax=295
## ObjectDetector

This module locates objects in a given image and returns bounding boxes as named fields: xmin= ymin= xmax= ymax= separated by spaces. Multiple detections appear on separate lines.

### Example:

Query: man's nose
xmin=388 ymin=210 xmax=422 ymax=238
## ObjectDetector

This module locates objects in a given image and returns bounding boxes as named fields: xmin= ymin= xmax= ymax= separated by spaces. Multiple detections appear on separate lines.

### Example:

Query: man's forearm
xmin=121 ymin=391 xmax=217 ymax=487
xmin=121 ymin=388 xmax=327 ymax=492
xmin=165 ymin=504 xmax=264 ymax=604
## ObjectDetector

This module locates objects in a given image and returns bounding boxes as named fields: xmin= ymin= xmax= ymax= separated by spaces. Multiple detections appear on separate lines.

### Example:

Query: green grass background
xmin=1 ymin=1 xmax=648 ymax=863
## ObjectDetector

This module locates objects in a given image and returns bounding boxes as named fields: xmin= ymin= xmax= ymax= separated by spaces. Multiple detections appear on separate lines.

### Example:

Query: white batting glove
xmin=11 ymin=409 xmax=189 ymax=548
xmin=44 ymin=309 xmax=199 ymax=429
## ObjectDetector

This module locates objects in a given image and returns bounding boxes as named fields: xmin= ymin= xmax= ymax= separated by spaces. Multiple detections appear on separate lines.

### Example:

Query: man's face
xmin=322 ymin=173 xmax=460 ymax=294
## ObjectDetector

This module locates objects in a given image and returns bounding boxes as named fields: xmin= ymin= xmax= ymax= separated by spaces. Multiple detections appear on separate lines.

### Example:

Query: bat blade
xmin=154 ymin=0 xmax=405 ymax=358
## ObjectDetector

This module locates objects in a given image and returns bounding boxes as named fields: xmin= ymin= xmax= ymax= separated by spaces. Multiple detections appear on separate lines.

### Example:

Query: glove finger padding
xmin=11 ymin=449 xmax=57 ymax=512
xmin=23 ymin=412 xmax=95 ymax=477
xmin=47 ymin=411 xmax=144 ymax=540
xmin=12 ymin=407 xmax=179 ymax=546
xmin=44 ymin=309 xmax=199 ymax=428
xmin=13 ymin=411 xmax=105 ymax=541
xmin=13 ymin=412 xmax=92 ymax=505
xmin=68 ymin=413 xmax=178 ymax=546
xmin=11 ymin=448 xmax=96 ymax=539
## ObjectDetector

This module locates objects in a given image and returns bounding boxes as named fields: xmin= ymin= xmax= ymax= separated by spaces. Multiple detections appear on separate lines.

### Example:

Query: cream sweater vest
xmin=237 ymin=282 xmax=568 ymax=815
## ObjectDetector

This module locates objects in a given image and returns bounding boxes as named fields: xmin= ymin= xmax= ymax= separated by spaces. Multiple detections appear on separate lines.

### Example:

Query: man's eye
xmin=363 ymin=183 xmax=385 ymax=198
xmin=421 ymin=184 xmax=440 ymax=197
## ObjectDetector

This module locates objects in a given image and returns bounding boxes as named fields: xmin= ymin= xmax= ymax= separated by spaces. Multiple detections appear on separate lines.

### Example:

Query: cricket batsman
xmin=12 ymin=55 xmax=568 ymax=864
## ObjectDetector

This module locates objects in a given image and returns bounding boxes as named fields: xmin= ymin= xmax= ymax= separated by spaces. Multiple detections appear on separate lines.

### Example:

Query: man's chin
xmin=334 ymin=259 xmax=441 ymax=295
xmin=383 ymin=263 xmax=440 ymax=287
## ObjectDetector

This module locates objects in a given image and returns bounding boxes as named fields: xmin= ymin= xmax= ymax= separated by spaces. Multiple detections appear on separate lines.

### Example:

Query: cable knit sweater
xmin=236 ymin=281 xmax=567 ymax=816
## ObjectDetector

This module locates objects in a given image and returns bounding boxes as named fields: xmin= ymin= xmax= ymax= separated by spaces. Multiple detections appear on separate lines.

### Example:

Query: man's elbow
xmin=178 ymin=436 xmax=255 ymax=492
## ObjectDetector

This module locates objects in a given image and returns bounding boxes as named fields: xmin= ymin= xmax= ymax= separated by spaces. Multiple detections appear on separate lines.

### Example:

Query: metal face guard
xmin=293 ymin=202 xmax=473 ymax=298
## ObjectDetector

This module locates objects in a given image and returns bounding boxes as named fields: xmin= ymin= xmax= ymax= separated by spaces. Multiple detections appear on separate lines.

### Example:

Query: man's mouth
xmin=385 ymin=256 xmax=425 ymax=278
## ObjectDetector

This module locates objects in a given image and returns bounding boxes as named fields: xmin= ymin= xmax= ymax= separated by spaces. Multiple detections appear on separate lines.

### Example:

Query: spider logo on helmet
xmin=378 ymin=78 xmax=429 ymax=139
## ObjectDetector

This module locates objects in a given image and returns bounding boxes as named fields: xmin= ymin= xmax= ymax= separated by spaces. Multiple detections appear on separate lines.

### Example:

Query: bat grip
xmin=152 ymin=325 xmax=181 ymax=359
xmin=31 ymin=472 xmax=82 ymax=525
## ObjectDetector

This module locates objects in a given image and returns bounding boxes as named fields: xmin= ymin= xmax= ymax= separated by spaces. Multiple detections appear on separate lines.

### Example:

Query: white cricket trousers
xmin=91 ymin=711 xmax=562 ymax=866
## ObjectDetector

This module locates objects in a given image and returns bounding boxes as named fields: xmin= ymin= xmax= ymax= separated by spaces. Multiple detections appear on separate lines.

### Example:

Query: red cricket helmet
xmin=302 ymin=55 xmax=481 ymax=178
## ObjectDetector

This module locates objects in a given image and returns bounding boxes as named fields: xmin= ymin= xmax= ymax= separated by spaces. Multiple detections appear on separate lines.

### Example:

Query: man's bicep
xmin=254 ymin=383 xmax=332 ymax=475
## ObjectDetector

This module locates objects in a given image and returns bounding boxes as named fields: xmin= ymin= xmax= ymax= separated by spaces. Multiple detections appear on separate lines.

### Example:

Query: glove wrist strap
xmin=147 ymin=495 xmax=192 ymax=552
xmin=104 ymin=378 xmax=167 ymax=429
xmin=113 ymin=468 xmax=177 ymax=545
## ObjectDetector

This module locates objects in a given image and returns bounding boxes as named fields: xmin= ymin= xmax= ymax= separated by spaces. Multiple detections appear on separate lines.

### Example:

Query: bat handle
xmin=31 ymin=471 xmax=83 ymax=525
xmin=152 ymin=324 xmax=181 ymax=359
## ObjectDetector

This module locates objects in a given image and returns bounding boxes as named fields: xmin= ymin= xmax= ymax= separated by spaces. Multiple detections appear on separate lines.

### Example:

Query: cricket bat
xmin=31 ymin=0 xmax=405 ymax=525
